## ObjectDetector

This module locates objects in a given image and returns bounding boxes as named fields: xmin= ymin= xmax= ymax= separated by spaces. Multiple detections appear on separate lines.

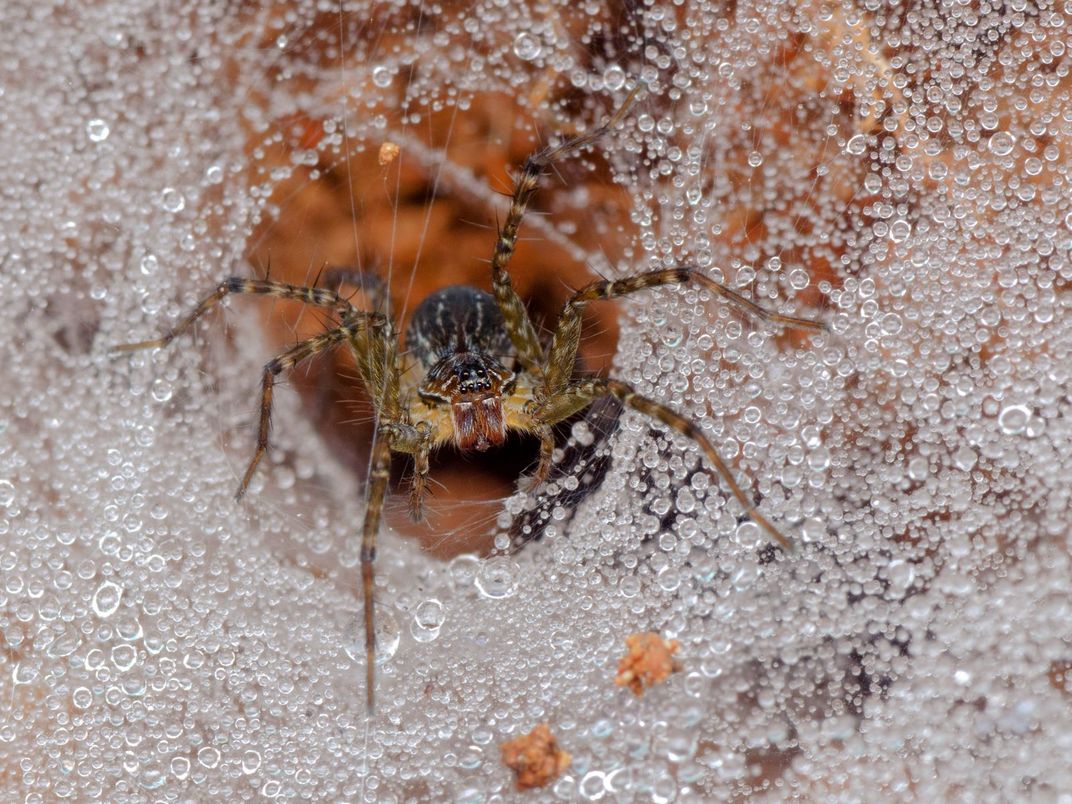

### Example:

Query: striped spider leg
xmin=482 ymin=84 xmax=826 ymax=550
xmin=527 ymin=268 xmax=826 ymax=551
xmin=114 ymin=275 xmax=416 ymax=712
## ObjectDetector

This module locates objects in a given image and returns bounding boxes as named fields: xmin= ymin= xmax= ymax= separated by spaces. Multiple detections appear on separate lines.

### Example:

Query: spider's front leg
xmin=236 ymin=315 xmax=381 ymax=500
xmin=360 ymin=432 xmax=392 ymax=713
xmin=386 ymin=422 xmax=435 ymax=522
xmin=543 ymin=268 xmax=827 ymax=397
xmin=112 ymin=277 xmax=358 ymax=353
xmin=531 ymin=378 xmax=794 ymax=550
xmin=488 ymin=84 xmax=643 ymax=377
xmin=531 ymin=269 xmax=826 ymax=549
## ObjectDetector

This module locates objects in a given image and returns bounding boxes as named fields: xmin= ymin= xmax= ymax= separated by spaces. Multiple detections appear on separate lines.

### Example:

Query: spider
xmin=115 ymin=85 xmax=825 ymax=712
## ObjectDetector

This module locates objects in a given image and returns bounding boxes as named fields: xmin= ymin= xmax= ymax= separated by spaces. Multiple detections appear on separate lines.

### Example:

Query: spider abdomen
xmin=406 ymin=285 xmax=513 ymax=368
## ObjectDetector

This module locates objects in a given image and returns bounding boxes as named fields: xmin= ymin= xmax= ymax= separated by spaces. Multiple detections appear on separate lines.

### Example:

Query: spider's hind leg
xmin=532 ymin=377 xmax=793 ymax=550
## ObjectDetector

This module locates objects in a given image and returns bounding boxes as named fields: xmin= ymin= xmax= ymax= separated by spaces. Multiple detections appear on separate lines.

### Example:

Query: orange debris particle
xmin=500 ymin=723 xmax=571 ymax=791
xmin=378 ymin=141 xmax=400 ymax=167
xmin=614 ymin=632 xmax=683 ymax=695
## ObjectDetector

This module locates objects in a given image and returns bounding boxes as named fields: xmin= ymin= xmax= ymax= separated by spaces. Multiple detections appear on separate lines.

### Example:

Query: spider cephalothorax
xmin=409 ymin=285 xmax=517 ymax=451
xmin=115 ymin=84 xmax=826 ymax=712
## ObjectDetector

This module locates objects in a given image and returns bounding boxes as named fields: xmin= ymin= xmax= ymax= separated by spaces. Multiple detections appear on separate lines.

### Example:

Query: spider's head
xmin=418 ymin=352 xmax=516 ymax=452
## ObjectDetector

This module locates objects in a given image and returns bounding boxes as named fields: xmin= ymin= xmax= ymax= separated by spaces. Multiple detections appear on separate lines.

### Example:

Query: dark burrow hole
xmin=245 ymin=87 xmax=637 ymax=559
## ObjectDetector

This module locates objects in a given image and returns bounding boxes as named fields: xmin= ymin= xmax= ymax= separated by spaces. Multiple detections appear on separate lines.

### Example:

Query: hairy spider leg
xmin=535 ymin=378 xmax=794 ymax=550
xmin=406 ymin=433 xmax=434 ymax=521
xmin=360 ymin=435 xmax=391 ymax=713
xmin=545 ymin=267 xmax=826 ymax=396
xmin=111 ymin=278 xmax=358 ymax=353
xmin=322 ymin=267 xmax=389 ymax=311
xmin=236 ymin=314 xmax=385 ymax=500
xmin=489 ymin=84 xmax=643 ymax=377
xmin=534 ymin=268 xmax=826 ymax=549
xmin=114 ymin=276 xmax=407 ymax=712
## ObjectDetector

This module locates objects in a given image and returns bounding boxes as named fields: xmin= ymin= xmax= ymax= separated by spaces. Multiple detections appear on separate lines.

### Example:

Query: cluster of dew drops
xmin=2 ymin=0 xmax=1072 ymax=800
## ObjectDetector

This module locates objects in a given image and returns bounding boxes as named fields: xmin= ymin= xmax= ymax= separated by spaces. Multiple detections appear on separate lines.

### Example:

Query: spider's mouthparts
xmin=451 ymin=396 xmax=507 ymax=452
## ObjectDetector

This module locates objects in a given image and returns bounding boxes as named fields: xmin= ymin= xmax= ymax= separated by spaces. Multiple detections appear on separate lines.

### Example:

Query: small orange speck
xmin=378 ymin=141 xmax=400 ymax=167
xmin=500 ymin=723 xmax=571 ymax=790
xmin=614 ymin=632 xmax=683 ymax=695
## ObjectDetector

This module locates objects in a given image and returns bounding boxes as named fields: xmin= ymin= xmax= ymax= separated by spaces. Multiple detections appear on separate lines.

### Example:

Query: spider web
xmin=2 ymin=0 xmax=1072 ymax=800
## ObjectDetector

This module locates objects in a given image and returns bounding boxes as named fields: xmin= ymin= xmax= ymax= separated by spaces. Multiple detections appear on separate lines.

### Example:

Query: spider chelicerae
xmin=115 ymin=85 xmax=825 ymax=711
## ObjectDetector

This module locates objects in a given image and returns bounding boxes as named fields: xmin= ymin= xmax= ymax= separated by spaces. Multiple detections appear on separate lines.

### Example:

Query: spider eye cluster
xmin=418 ymin=352 xmax=514 ymax=404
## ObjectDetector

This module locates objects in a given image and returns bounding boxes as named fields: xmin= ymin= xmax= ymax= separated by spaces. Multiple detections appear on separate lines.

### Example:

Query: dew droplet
xmin=603 ymin=65 xmax=626 ymax=91
xmin=998 ymin=404 xmax=1030 ymax=436
xmin=72 ymin=687 xmax=93 ymax=709
xmin=907 ymin=456 xmax=929 ymax=482
xmin=889 ymin=220 xmax=912 ymax=243
xmin=86 ymin=118 xmax=110 ymax=142
xmin=160 ymin=187 xmax=186 ymax=213
xmin=987 ymin=131 xmax=1015 ymax=156
xmin=0 ymin=480 xmax=15 ymax=507
xmin=845 ymin=134 xmax=867 ymax=155
xmin=92 ymin=581 xmax=123 ymax=617
xmin=111 ymin=643 xmax=138 ymax=671
xmin=197 ymin=746 xmax=221 ymax=769
xmin=411 ymin=599 xmax=444 ymax=643
xmin=151 ymin=378 xmax=173 ymax=402
xmin=512 ymin=32 xmax=542 ymax=61
xmin=372 ymin=65 xmax=393 ymax=88
xmin=475 ymin=557 xmax=519 ymax=599
xmin=953 ymin=445 xmax=977 ymax=471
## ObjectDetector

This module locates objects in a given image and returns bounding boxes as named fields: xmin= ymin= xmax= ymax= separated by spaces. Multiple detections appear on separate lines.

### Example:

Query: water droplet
xmin=72 ymin=687 xmax=93 ymax=709
xmin=579 ymin=770 xmax=606 ymax=800
xmin=889 ymin=220 xmax=912 ymax=243
xmin=845 ymin=134 xmax=867 ymax=155
xmin=92 ymin=581 xmax=123 ymax=617
xmin=411 ymin=599 xmax=444 ymax=643
xmin=603 ymin=65 xmax=626 ymax=91
xmin=86 ymin=118 xmax=110 ymax=142
xmin=998 ymin=404 xmax=1030 ymax=436
xmin=449 ymin=553 xmax=480 ymax=591
xmin=346 ymin=608 xmax=400 ymax=664
xmin=205 ymin=164 xmax=224 ymax=184
xmin=953 ymin=445 xmax=977 ymax=471
xmin=151 ymin=378 xmax=173 ymax=402
xmin=907 ymin=456 xmax=929 ymax=482
xmin=0 ymin=480 xmax=14 ymax=507
xmin=242 ymin=750 xmax=261 ymax=774
xmin=475 ymin=557 xmax=519 ymax=599
xmin=801 ymin=517 xmax=825 ymax=543
xmin=111 ymin=643 xmax=138 ymax=671
xmin=806 ymin=446 xmax=831 ymax=471
xmin=987 ymin=131 xmax=1015 ymax=156
xmin=372 ymin=65 xmax=393 ymax=88
xmin=139 ymin=254 xmax=159 ymax=275
xmin=197 ymin=746 xmax=221 ymax=769
xmin=513 ymin=33 xmax=542 ymax=61
xmin=887 ymin=560 xmax=915 ymax=592
xmin=160 ymin=188 xmax=186 ymax=213
xmin=170 ymin=757 xmax=190 ymax=780
xmin=747 ymin=150 xmax=763 ymax=167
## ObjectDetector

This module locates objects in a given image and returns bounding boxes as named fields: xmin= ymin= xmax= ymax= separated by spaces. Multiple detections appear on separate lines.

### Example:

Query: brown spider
xmin=115 ymin=85 xmax=825 ymax=712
